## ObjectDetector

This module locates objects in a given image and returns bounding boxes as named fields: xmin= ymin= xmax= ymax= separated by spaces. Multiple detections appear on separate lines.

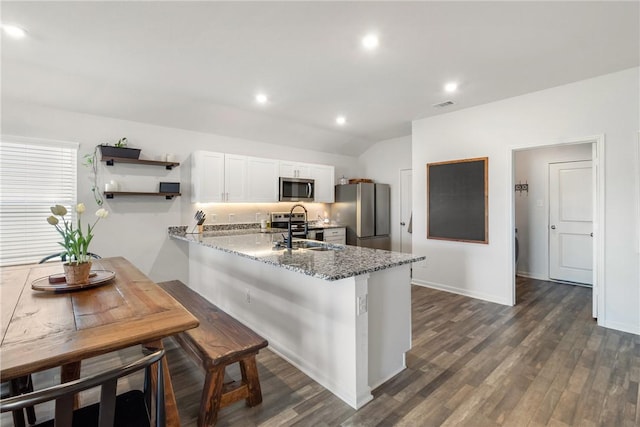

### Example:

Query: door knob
xmin=400 ymin=222 xmax=406 ymax=226
xmin=550 ymin=225 xmax=556 ymax=229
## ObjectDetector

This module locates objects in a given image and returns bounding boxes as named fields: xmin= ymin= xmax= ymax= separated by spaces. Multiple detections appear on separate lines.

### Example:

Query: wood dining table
xmin=0 ymin=256 xmax=199 ymax=426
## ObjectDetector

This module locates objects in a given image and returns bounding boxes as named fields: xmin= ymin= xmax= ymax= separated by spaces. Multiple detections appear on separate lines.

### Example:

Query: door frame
xmin=508 ymin=135 xmax=605 ymax=326
xmin=399 ymin=168 xmax=412 ymax=253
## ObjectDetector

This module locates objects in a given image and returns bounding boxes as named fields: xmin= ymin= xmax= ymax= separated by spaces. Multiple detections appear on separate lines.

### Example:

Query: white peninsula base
xmin=187 ymin=244 xmax=412 ymax=409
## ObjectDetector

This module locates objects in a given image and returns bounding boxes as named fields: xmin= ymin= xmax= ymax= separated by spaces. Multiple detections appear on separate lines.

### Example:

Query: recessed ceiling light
xmin=2 ymin=24 xmax=27 ymax=39
xmin=255 ymin=93 xmax=268 ymax=104
xmin=444 ymin=82 xmax=458 ymax=93
xmin=361 ymin=33 xmax=379 ymax=50
xmin=336 ymin=116 xmax=347 ymax=125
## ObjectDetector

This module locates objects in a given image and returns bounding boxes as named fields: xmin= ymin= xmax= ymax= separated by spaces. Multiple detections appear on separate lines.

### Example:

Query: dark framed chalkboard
xmin=427 ymin=157 xmax=488 ymax=243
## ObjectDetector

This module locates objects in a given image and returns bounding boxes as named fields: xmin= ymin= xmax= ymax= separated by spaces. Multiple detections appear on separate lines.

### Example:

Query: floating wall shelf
xmin=104 ymin=191 xmax=181 ymax=200
xmin=101 ymin=156 xmax=180 ymax=170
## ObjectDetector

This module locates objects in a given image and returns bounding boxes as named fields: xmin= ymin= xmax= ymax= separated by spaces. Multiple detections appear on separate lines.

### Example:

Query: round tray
xmin=32 ymin=270 xmax=116 ymax=292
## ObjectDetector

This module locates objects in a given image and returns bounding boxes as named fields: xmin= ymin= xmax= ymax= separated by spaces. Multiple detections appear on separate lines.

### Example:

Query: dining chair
xmin=38 ymin=252 xmax=102 ymax=264
xmin=1 ymin=376 xmax=36 ymax=427
xmin=0 ymin=348 xmax=166 ymax=427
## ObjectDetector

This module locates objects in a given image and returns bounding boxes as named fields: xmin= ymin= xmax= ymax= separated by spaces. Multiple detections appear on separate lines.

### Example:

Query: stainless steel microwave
xmin=279 ymin=177 xmax=314 ymax=202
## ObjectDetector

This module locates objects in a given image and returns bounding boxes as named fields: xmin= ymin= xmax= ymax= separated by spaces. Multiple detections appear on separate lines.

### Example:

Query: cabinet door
xmin=310 ymin=164 xmax=335 ymax=203
xmin=279 ymin=161 xmax=311 ymax=178
xmin=324 ymin=228 xmax=346 ymax=244
xmin=279 ymin=162 xmax=297 ymax=178
xmin=192 ymin=151 xmax=224 ymax=203
xmin=247 ymin=156 xmax=279 ymax=202
xmin=225 ymin=154 xmax=248 ymax=202
xmin=296 ymin=164 xmax=312 ymax=178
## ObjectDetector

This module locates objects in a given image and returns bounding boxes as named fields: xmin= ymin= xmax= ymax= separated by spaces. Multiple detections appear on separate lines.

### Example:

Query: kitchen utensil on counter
xmin=188 ymin=211 xmax=206 ymax=233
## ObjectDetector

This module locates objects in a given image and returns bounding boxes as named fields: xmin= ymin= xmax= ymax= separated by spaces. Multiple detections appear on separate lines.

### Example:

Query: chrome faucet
xmin=287 ymin=204 xmax=308 ymax=249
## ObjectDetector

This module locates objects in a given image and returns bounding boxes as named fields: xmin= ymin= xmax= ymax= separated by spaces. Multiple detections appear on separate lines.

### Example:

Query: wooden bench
xmin=158 ymin=280 xmax=268 ymax=426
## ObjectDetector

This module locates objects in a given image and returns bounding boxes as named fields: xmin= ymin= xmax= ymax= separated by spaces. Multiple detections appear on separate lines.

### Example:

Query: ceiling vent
xmin=432 ymin=100 xmax=454 ymax=108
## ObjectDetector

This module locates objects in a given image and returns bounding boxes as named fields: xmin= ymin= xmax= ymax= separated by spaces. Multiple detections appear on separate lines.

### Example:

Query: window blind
xmin=0 ymin=136 xmax=78 ymax=266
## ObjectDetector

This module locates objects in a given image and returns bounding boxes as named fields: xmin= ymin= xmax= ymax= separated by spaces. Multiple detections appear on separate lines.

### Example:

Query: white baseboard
xmin=412 ymin=278 xmax=511 ymax=306
xmin=602 ymin=319 xmax=640 ymax=336
xmin=516 ymin=270 xmax=548 ymax=280
xmin=368 ymin=363 xmax=406 ymax=390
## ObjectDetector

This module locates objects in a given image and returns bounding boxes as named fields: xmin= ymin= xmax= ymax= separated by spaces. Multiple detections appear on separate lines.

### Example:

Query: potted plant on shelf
xmin=99 ymin=137 xmax=141 ymax=159
xmin=47 ymin=203 xmax=109 ymax=285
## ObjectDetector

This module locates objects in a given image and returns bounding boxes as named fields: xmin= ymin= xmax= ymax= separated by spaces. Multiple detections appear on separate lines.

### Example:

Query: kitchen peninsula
xmin=169 ymin=228 xmax=424 ymax=409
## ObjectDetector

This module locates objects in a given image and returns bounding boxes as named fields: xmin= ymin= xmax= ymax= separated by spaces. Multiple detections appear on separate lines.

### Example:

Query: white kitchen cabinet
xmin=224 ymin=154 xmax=248 ymax=202
xmin=280 ymin=161 xmax=335 ymax=203
xmin=279 ymin=161 xmax=311 ymax=179
xmin=324 ymin=227 xmax=346 ymax=244
xmin=193 ymin=151 xmax=333 ymax=204
xmin=246 ymin=156 xmax=279 ymax=202
xmin=309 ymin=164 xmax=335 ymax=203
xmin=192 ymin=151 xmax=279 ymax=203
xmin=191 ymin=151 xmax=225 ymax=203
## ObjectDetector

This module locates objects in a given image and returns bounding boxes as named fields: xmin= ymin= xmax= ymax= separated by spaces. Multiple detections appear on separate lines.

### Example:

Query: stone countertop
xmin=306 ymin=223 xmax=346 ymax=230
xmin=169 ymin=231 xmax=425 ymax=281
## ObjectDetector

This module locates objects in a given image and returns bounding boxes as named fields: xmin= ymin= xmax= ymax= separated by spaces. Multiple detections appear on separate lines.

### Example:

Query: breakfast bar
xmin=170 ymin=229 xmax=424 ymax=409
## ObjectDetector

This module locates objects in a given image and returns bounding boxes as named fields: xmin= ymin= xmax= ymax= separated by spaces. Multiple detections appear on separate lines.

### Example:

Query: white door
xmin=399 ymin=169 xmax=412 ymax=253
xmin=549 ymin=161 xmax=593 ymax=285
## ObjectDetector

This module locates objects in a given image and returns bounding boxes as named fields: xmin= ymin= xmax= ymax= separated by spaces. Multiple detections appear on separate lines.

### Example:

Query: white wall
xmin=514 ymin=144 xmax=592 ymax=279
xmin=358 ymin=136 xmax=412 ymax=252
xmin=412 ymin=67 xmax=640 ymax=334
xmin=2 ymin=99 xmax=358 ymax=283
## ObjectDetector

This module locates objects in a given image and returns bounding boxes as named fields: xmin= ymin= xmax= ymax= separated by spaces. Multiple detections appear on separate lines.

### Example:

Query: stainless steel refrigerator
xmin=332 ymin=182 xmax=391 ymax=250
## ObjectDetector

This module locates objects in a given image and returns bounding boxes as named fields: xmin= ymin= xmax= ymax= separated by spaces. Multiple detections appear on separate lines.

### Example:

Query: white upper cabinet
xmin=191 ymin=151 xmax=225 ymax=203
xmin=279 ymin=162 xmax=311 ymax=179
xmin=192 ymin=151 xmax=247 ymax=202
xmin=309 ymin=164 xmax=335 ymax=203
xmin=192 ymin=151 xmax=279 ymax=203
xmin=193 ymin=151 xmax=333 ymax=203
xmin=246 ymin=156 xmax=279 ymax=202
xmin=224 ymin=154 xmax=248 ymax=202
xmin=279 ymin=161 xmax=335 ymax=203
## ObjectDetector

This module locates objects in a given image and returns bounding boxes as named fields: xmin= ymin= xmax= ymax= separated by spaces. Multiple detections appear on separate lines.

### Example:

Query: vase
xmin=63 ymin=261 xmax=92 ymax=285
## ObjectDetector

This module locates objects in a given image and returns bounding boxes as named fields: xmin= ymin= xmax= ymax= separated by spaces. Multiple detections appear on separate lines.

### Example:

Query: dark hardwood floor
xmin=3 ymin=277 xmax=639 ymax=426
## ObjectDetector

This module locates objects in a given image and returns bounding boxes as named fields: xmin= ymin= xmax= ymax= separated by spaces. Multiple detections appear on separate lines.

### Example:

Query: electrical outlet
xmin=229 ymin=213 xmax=235 ymax=222
xmin=357 ymin=295 xmax=368 ymax=315
xmin=211 ymin=214 xmax=217 ymax=222
xmin=246 ymin=289 xmax=251 ymax=304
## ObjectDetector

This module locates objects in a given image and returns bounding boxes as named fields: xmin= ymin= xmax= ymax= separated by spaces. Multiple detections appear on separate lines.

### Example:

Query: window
xmin=0 ymin=136 xmax=78 ymax=266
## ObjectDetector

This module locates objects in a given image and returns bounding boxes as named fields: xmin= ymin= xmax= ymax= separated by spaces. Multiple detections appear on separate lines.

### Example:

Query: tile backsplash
xmin=191 ymin=202 xmax=331 ymax=225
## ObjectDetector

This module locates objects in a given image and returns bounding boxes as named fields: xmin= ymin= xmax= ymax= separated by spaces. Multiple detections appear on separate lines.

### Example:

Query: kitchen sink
xmin=273 ymin=240 xmax=343 ymax=251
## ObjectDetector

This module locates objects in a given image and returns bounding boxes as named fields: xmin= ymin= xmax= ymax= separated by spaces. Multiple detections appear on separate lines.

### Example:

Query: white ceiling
xmin=2 ymin=1 xmax=638 ymax=157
